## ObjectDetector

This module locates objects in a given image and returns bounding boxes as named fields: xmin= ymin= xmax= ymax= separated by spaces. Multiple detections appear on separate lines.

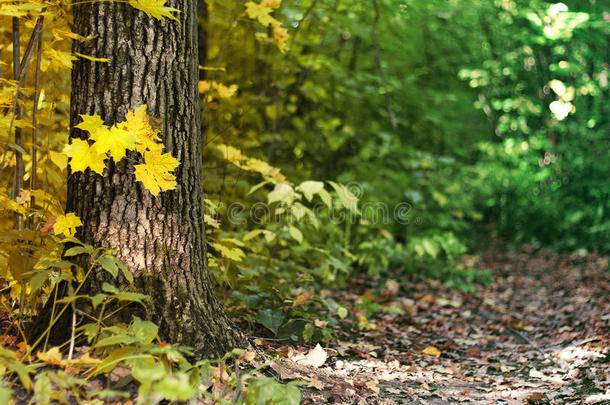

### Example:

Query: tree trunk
xmin=67 ymin=0 xmax=244 ymax=358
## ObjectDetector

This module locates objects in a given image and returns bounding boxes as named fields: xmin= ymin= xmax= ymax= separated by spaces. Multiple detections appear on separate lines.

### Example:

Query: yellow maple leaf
xmin=91 ymin=125 xmax=136 ymax=161
xmin=422 ymin=346 xmax=441 ymax=357
xmin=198 ymin=80 xmax=212 ymax=93
xmin=63 ymin=138 xmax=107 ymax=175
xmin=75 ymin=114 xmax=105 ymax=134
xmin=214 ymin=83 xmax=238 ymax=99
xmin=245 ymin=1 xmax=277 ymax=26
xmin=44 ymin=49 xmax=75 ymax=70
xmin=128 ymin=0 xmax=179 ymax=21
xmin=272 ymin=21 xmax=289 ymax=51
xmin=134 ymin=151 xmax=180 ymax=196
xmin=49 ymin=150 xmax=68 ymax=170
xmin=54 ymin=213 xmax=82 ymax=237
xmin=261 ymin=0 xmax=281 ymax=9
xmin=37 ymin=346 xmax=64 ymax=366
xmin=120 ymin=105 xmax=163 ymax=154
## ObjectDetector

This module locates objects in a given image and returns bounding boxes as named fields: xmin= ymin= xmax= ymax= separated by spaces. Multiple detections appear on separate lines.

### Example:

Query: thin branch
xmin=11 ymin=16 xmax=23 ymax=207
xmin=371 ymin=0 xmax=397 ymax=130
xmin=31 ymin=17 xmax=45 ymax=222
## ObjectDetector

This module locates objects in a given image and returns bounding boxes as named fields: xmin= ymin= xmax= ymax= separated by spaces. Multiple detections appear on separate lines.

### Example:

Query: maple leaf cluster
xmin=63 ymin=105 xmax=180 ymax=197
xmin=128 ymin=0 xmax=179 ymax=21
xmin=245 ymin=0 xmax=289 ymax=52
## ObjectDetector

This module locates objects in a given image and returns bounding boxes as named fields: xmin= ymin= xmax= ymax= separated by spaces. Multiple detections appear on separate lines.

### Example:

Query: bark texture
xmin=68 ymin=0 xmax=244 ymax=357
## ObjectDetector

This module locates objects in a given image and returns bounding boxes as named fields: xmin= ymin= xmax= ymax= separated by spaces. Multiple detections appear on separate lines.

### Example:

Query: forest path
xmin=280 ymin=249 xmax=609 ymax=404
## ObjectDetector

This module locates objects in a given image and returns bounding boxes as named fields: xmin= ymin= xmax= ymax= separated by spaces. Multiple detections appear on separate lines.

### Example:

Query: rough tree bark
xmin=67 ymin=0 xmax=245 ymax=357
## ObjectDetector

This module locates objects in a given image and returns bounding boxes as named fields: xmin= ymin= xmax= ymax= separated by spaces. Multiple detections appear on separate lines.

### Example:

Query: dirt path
xmin=274 ymin=249 xmax=609 ymax=404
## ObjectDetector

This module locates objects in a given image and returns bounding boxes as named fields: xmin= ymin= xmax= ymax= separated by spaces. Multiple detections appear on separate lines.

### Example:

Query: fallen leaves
xmin=422 ymin=346 xmax=441 ymax=358
xmin=292 ymin=344 xmax=327 ymax=368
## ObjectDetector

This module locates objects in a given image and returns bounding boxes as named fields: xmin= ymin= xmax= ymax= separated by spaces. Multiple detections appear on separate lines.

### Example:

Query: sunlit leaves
xmin=53 ymin=213 xmax=83 ymax=237
xmin=549 ymin=100 xmax=573 ymax=120
xmin=91 ymin=126 xmax=136 ymax=161
xmin=198 ymin=80 xmax=238 ymax=99
xmin=122 ymin=105 xmax=163 ymax=155
xmin=62 ymin=138 xmax=107 ymax=175
xmin=245 ymin=2 xmax=275 ymax=26
xmin=66 ymin=107 xmax=180 ymax=196
xmin=548 ymin=80 xmax=575 ymax=120
xmin=217 ymin=144 xmax=284 ymax=183
xmin=328 ymin=181 xmax=360 ymax=214
xmin=128 ymin=0 xmax=179 ymax=21
xmin=134 ymin=151 xmax=180 ymax=197
xmin=244 ymin=0 xmax=289 ymax=51
xmin=74 ymin=114 xmax=104 ymax=134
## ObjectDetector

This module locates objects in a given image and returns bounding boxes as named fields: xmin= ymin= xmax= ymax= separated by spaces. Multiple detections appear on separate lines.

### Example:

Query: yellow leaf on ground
xmin=38 ymin=346 xmax=64 ymax=366
xmin=422 ymin=346 xmax=441 ymax=357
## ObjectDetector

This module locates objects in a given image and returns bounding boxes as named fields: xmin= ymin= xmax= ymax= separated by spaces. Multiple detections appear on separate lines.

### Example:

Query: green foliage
xmin=461 ymin=0 xmax=609 ymax=252
xmin=202 ymin=0 xmax=497 ymax=339
xmin=3 ymin=0 xmax=605 ymax=401
xmin=244 ymin=378 xmax=303 ymax=405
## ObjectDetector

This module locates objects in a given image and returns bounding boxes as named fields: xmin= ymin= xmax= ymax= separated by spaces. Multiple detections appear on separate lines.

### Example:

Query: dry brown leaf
xmin=313 ymin=319 xmax=328 ymax=328
xmin=293 ymin=344 xmax=327 ymax=368
xmin=293 ymin=290 xmax=315 ymax=308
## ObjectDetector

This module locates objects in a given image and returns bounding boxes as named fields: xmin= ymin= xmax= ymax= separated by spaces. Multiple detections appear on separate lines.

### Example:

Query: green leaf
xmin=97 ymin=255 xmax=132 ymax=282
xmin=243 ymin=229 xmax=265 ymax=241
xmin=248 ymin=180 xmax=270 ymax=195
xmin=302 ymin=323 xmax=314 ymax=343
xmin=102 ymin=282 xmax=119 ymax=294
xmin=95 ymin=346 xmax=136 ymax=374
xmin=130 ymin=317 xmax=158 ymax=345
xmin=131 ymin=357 xmax=165 ymax=384
xmin=288 ymin=225 xmax=303 ymax=243
xmin=245 ymin=378 xmax=301 ymax=405
xmin=97 ymin=255 xmax=118 ymax=278
xmin=113 ymin=291 xmax=148 ymax=305
xmin=296 ymin=181 xmax=324 ymax=202
xmin=257 ymin=309 xmax=284 ymax=334
xmin=0 ymin=386 xmax=12 ymax=405
xmin=317 ymin=188 xmax=332 ymax=210
xmin=268 ymin=183 xmax=295 ymax=205
xmin=0 ymin=347 xmax=33 ymax=390
xmin=64 ymin=245 xmax=94 ymax=257
xmin=153 ymin=373 xmax=196 ymax=401
xmin=79 ymin=323 xmax=100 ymax=343
xmin=93 ymin=334 xmax=138 ymax=348
xmin=91 ymin=293 xmax=108 ymax=308
xmin=328 ymin=181 xmax=360 ymax=214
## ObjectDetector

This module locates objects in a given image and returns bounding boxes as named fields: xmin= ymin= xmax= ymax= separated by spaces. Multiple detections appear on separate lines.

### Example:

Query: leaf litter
xmin=259 ymin=247 xmax=609 ymax=404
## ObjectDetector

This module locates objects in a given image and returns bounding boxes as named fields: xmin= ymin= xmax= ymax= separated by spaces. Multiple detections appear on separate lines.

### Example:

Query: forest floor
xmin=4 ymin=248 xmax=609 ymax=404
xmin=266 ymin=248 xmax=610 ymax=404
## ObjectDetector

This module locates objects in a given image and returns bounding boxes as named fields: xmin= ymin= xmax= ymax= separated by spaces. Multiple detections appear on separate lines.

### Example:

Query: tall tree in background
xmin=67 ymin=0 xmax=244 ymax=357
